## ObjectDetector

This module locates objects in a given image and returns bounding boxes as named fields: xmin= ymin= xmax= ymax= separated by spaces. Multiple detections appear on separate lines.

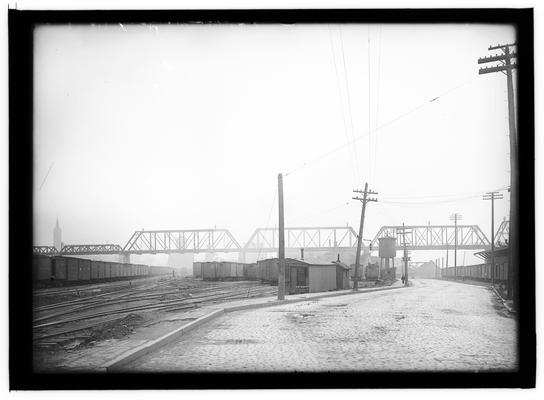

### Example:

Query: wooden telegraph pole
xmin=483 ymin=191 xmax=504 ymax=286
xmin=277 ymin=173 xmax=285 ymax=300
xmin=397 ymin=223 xmax=411 ymax=285
xmin=352 ymin=183 xmax=378 ymax=290
xmin=478 ymin=43 xmax=518 ymax=307
xmin=450 ymin=213 xmax=462 ymax=278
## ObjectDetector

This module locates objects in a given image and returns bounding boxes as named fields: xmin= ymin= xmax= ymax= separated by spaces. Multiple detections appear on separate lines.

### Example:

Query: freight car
xmin=441 ymin=262 xmax=508 ymax=283
xmin=193 ymin=262 xmax=202 ymax=278
xmin=195 ymin=261 xmax=257 ymax=281
xmin=199 ymin=261 xmax=252 ymax=281
xmin=440 ymin=246 xmax=509 ymax=284
xmin=32 ymin=254 xmax=174 ymax=286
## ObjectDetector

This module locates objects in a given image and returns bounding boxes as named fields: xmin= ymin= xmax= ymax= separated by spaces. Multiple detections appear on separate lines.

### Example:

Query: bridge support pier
xmin=121 ymin=253 xmax=130 ymax=264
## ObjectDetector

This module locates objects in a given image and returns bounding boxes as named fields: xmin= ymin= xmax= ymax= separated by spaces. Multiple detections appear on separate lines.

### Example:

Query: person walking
xmin=401 ymin=274 xmax=405 ymax=285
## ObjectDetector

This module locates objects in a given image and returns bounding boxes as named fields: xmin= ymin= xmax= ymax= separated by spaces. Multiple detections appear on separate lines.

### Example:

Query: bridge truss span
xmin=494 ymin=220 xmax=509 ymax=246
xmin=60 ymin=244 xmax=125 ymax=255
xmin=33 ymin=246 xmax=59 ymax=255
xmin=243 ymin=226 xmax=358 ymax=253
xmin=122 ymin=229 xmax=242 ymax=254
xmin=370 ymin=225 xmax=490 ymax=250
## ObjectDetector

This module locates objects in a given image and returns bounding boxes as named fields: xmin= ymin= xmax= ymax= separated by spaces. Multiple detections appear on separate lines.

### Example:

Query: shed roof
xmin=474 ymin=246 xmax=508 ymax=260
xmin=333 ymin=261 xmax=351 ymax=270
xmin=474 ymin=246 xmax=509 ymax=260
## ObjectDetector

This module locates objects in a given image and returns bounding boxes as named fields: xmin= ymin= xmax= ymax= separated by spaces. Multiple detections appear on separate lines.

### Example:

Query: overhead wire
xmin=289 ymin=201 xmax=353 ymax=225
xmin=284 ymin=76 xmax=479 ymax=177
xmin=338 ymin=25 xmax=361 ymax=181
xmin=380 ymin=186 xmax=510 ymax=206
xmin=328 ymin=24 xmax=358 ymax=184
xmin=371 ymin=25 xmax=382 ymax=182
xmin=380 ymin=193 xmax=485 ymax=206
xmin=255 ymin=191 xmax=277 ymax=261
xmin=367 ymin=26 xmax=372 ymax=180
xmin=381 ymin=186 xmax=509 ymax=201
xmin=38 ymin=162 xmax=55 ymax=190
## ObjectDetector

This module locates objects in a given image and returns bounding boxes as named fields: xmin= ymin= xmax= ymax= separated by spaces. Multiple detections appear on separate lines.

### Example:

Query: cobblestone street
xmin=125 ymin=279 xmax=517 ymax=372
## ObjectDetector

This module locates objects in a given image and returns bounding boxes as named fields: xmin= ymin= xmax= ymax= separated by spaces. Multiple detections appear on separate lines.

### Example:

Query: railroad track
xmin=33 ymin=279 xmax=276 ymax=345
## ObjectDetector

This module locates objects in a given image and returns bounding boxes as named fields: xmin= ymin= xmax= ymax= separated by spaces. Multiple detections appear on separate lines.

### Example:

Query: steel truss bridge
xmin=124 ymin=229 xmax=242 ymax=254
xmin=242 ymin=227 xmax=358 ymax=253
xmin=34 ymin=224 xmax=497 ymax=256
xmin=494 ymin=220 xmax=509 ymax=246
xmin=370 ymin=225 xmax=491 ymax=250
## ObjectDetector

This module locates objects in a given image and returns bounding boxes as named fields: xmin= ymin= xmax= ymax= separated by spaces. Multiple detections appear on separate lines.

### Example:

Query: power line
xmin=381 ymin=186 xmax=509 ymax=200
xmin=289 ymin=201 xmax=353 ymax=224
xmin=38 ymin=162 xmax=55 ymax=190
xmin=371 ymin=25 xmax=382 ymax=182
xmin=380 ymin=187 xmax=510 ymax=205
xmin=380 ymin=194 xmax=483 ymax=206
xmin=328 ymin=24 xmax=358 ymax=184
xmin=367 ymin=26 xmax=372 ymax=178
xmin=255 ymin=191 xmax=277 ymax=262
xmin=338 ymin=26 xmax=361 ymax=180
xmin=284 ymin=76 xmax=478 ymax=177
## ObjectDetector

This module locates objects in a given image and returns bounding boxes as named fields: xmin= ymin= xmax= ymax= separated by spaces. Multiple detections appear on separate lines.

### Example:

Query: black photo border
xmin=9 ymin=8 xmax=535 ymax=390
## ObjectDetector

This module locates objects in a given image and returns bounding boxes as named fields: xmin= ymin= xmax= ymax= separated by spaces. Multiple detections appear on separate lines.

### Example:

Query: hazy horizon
xmin=33 ymin=23 xmax=515 ymax=265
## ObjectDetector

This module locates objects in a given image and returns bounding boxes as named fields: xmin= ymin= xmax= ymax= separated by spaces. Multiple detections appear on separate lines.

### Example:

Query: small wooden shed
xmin=256 ymin=258 xmax=350 ymax=294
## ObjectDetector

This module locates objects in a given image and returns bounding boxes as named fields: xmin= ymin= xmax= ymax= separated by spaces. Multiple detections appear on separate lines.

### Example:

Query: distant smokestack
xmin=337 ymin=253 xmax=340 ymax=262
xmin=300 ymin=248 xmax=304 ymax=260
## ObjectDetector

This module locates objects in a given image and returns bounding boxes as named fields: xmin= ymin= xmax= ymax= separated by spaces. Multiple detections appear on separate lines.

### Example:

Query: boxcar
xmin=193 ymin=262 xmax=202 ymax=278
xmin=66 ymin=258 xmax=79 ymax=281
xmin=90 ymin=262 xmax=100 ymax=280
xmin=33 ymin=254 xmax=52 ymax=280
xmin=244 ymin=263 xmax=257 ymax=280
xmin=79 ymin=259 xmax=92 ymax=280
xmin=216 ymin=262 xmax=243 ymax=280
xmin=201 ymin=262 xmax=219 ymax=280
xmin=52 ymin=257 xmax=67 ymax=280
xmin=111 ymin=263 xmax=120 ymax=278
xmin=33 ymin=254 xmax=157 ymax=285
xmin=96 ymin=262 xmax=105 ymax=279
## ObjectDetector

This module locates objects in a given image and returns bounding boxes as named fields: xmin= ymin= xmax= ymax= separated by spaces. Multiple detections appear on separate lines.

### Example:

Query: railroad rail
xmin=33 ymin=278 xmax=276 ymax=346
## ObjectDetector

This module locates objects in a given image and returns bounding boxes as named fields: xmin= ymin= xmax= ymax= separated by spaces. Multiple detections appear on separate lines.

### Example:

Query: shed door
xmin=290 ymin=267 xmax=297 ymax=292
xmin=336 ymin=267 xmax=343 ymax=289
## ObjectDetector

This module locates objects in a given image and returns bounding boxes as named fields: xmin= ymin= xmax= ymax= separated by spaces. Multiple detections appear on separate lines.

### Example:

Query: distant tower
xmin=53 ymin=218 xmax=62 ymax=251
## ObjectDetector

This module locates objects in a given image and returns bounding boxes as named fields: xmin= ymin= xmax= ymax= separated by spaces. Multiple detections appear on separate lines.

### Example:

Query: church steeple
xmin=53 ymin=217 xmax=62 ymax=251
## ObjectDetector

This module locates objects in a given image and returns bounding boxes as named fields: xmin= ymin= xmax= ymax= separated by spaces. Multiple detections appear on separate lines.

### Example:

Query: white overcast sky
xmin=33 ymin=22 xmax=515 ymax=263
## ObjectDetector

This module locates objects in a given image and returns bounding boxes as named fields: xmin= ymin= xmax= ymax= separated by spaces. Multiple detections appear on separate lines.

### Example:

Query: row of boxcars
xmin=441 ymin=262 xmax=508 ymax=282
xmin=194 ymin=259 xmax=351 ymax=294
xmin=33 ymin=254 xmax=175 ymax=283
xmin=193 ymin=262 xmax=257 ymax=281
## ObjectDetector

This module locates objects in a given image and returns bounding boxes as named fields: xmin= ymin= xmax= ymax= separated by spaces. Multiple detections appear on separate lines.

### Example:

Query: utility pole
xmin=352 ymin=182 xmax=378 ymax=290
xmin=450 ymin=213 xmax=462 ymax=278
xmin=397 ymin=223 xmax=411 ymax=286
xmin=277 ymin=173 xmax=285 ymax=300
xmin=478 ymin=43 xmax=518 ymax=306
xmin=483 ymin=191 xmax=504 ymax=286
